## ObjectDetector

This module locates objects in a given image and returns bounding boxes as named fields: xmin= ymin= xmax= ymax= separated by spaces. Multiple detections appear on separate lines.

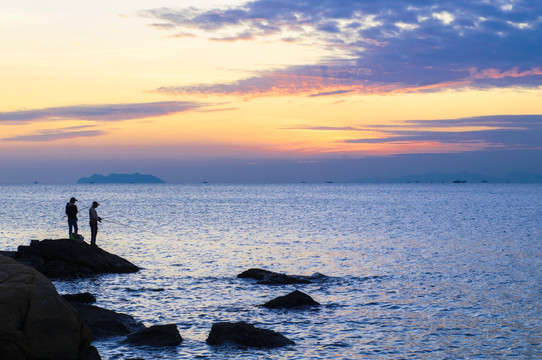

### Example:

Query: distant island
xmin=77 ymin=173 xmax=165 ymax=184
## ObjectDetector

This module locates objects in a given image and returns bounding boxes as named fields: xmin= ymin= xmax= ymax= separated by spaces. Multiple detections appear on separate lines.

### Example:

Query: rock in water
xmin=0 ymin=255 xmax=100 ymax=360
xmin=237 ymin=268 xmax=277 ymax=280
xmin=206 ymin=322 xmax=295 ymax=348
xmin=16 ymin=239 xmax=139 ymax=277
xmin=69 ymin=302 xmax=146 ymax=339
xmin=124 ymin=324 xmax=183 ymax=347
xmin=262 ymin=290 xmax=320 ymax=309
xmin=237 ymin=268 xmax=313 ymax=285
xmin=62 ymin=292 xmax=97 ymax=303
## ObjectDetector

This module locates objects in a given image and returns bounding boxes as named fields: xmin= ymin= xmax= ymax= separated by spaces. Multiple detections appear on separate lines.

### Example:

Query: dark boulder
xmin=237 ymin=268 xmax=277 ymax=280
xmin=238 ymin=268 xmax=323 ymax=285
xmin=123 ymin=324 xmax=182 ymax=347
xmin=0 ymin=255 xmax=100 ymax=360
xmin=206 ymin=322 xmax=295 ymax=348
xmin=262 ymin=290 xmax=320 ymax=309
xmin=69 ymin=302 xmax=145 ymax=339
xmin=15 ymin=239 xmax=139 ymax=277
xmin=258 ymin=273 xmax=312 ymax=285
xmin=62 ymin=292 xmax=97 ymax=303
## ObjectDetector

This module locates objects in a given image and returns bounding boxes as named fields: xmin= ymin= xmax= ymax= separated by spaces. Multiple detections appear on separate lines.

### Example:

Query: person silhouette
xmin=65 ymin=197 xmax=78 ymax=238
xmin=89 ymin=201 xmax=102 ymax=247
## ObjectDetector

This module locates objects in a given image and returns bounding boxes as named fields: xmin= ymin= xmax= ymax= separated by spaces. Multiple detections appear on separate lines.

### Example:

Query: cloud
xmin=2 ymin=128 xmax=107 ymax=142
xmin=308 ymin=89 xmax=356 ymax=97
xmin=0 ymin=101 xmax=206 ymax=124
xmin=284 ymin=125 xmax=362 ymax=131
xmin=210 ymin=32 xmax=254 ymax=42
xmin=343 ymin=114 xmax=542 ymax=150
xmin=142 ymin=0 xmax=542 ymax=96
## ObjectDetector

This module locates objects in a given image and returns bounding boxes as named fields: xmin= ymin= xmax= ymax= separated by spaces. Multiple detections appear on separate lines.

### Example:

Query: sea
xmin=0 ymin=183 xmax=541 ymax=359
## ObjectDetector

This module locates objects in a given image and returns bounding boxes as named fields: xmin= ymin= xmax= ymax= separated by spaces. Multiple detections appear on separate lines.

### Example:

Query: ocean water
xmin=0 ymin=183 xmax=541 ymax=359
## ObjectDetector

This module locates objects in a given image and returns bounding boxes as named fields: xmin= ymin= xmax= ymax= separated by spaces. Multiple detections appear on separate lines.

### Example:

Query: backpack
xmin=70 ymin=233 xmax=84 ymax=243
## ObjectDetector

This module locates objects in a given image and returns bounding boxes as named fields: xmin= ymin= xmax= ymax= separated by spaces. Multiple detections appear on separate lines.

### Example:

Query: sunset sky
xmin=1 ymin=0 xmax=541 ymax=183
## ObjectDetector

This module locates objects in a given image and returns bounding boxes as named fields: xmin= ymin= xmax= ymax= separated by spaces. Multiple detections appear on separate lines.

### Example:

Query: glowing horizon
xmin=1 ymin=0 xmax=541 ymax=182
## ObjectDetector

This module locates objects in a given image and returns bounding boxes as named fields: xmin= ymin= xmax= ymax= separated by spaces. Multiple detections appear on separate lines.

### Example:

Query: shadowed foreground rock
xmin=262 ymin=290 xmax=320 ymax=309
xmin=238 ymin=268 xmax=326 ymax=285
xmin=13 ymin=239 xmax=139 ymax=277
xmin=123 ymin=324 xmax=182 ymax=347
xmin=206 ymin=322 xmax=295 ymax=348
xmin=68 ymin=302 xmax=146 ymax=339
xmin=0 ymin=255 xmax=100 ymax=360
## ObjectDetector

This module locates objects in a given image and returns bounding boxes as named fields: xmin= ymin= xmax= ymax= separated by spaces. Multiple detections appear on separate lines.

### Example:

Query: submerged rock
xmin=238 ymin=268 xmax=324 ymax=285
xmin=62 ymin=292 xmax=97 ymax=304
xmin=237 ymin=268 xmax=277 ymax=280
xmin=258 ymin=273 xmax=312 ymax=285
xmin=69 ymin=302 xmax=145 ymax=339
xmin=0 ymin=254 xmax=100 ymax=360
xmin=123 ymin=324 xmax=182 ymax=347
xmin=14 ymin=239 xmax=139 ymax=277
xmin=262 ymin=290 xmax=320 ymax=309
xmin=206 ymin=322 xmax=295 ymax=348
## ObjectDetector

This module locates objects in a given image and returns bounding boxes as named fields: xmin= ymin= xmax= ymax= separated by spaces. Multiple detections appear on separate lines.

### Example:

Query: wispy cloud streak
xmin=143 ymin=1 xmax=542 ymax=96
xmin=344 ymin=115 xmax=542 ymax=149
xmin=0 ymin=101 xmax=206 ymax=124
xmin=2 ymin=129 xmax=107 ymax=142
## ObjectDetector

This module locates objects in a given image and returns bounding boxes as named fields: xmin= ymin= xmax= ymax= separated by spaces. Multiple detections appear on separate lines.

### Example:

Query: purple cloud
xmin=308 ymin=89 xmax=355 ymax=97
xmin=343 ymin=115 xmax=542 ymax=149
xmin=2 ymin=129 xmax=107 ymax=142
xmin=0 ymin=101 xmax=206 ymax=124
xmin=142 ymin=0 xmax=542 ymax=96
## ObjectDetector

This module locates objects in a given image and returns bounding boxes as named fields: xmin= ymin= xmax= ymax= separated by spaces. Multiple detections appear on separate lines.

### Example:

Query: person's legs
xmin=90 ymin=222 xmax=97 ymax=246
xmin=68 ymin=219 xmax=78 ymax=236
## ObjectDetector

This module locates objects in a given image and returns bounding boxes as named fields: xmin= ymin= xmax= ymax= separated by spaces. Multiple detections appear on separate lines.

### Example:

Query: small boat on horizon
xmin=453 ymin=180 xmax=467 ymax=183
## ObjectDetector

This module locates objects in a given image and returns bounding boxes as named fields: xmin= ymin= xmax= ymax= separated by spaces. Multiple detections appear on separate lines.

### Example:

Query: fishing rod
xmin=100 ymin=218 xmax=170 ymax=239
xmin=79 ymin=194 xmax=118 ymax=211
xmin=65 ymin=194 xmax=171 ymax=239
xmin=63 ymin=194 xmax=118 ymax=217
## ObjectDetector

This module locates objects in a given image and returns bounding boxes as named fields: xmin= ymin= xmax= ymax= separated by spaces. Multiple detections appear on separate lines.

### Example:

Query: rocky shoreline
xmin=1 ymin=239 xmax=324 ymax=359
xmin=2 ymin=238 xmax=139 ymax=278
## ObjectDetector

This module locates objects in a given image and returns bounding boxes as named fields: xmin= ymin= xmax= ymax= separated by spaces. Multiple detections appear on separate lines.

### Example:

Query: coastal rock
xmin=206 ymin=322 xmax=295 ymax=348
xmin=237 ymin=268 xmax=277 ymax=280
xmin=62 ymin=292 xmax=97 ymax=303
xmin=258 ymin=273 xmax=312 ymax=285
xmin=15 ymin=239 xmax=139 ymax=277
xmin=238 ymin=268 xmax=322 ymax=285
xmin=68 ymin=302 xmax=146 ymax=339
xmin=0 ymin=255 xmax=100 ymax=360
xmin=123 ymin=324 xmax=182 ymax=347
xmin=262 ymin=290 xmax=320 ymax=309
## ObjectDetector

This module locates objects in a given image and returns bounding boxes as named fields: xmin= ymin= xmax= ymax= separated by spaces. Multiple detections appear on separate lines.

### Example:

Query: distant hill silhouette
xmin=353 ymin=172 xmax=542 ymax=183
xmin=77 ymin=173 xmax=165 ymax=184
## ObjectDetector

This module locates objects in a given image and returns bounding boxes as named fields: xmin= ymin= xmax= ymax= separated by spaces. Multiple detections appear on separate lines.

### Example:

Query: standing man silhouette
xmin=89 ymin=201 xmax=102 ymax=247
xmin=66 ymin=197 xmax=78 ymax=238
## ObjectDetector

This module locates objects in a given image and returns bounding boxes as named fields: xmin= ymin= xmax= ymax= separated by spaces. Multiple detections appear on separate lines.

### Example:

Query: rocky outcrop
xmin=68 ymin=302 xmax=146 ymax=339
xmin=62 ymin=292 xmax=97 ymax=304
xmin=238 ymin=268 xmax=326 ymax=285
xmin=123 ymin=324 xmax=182 ymax=347
xmin=14 ymin=239 xmax=139 ymax=277
xmin=206 ymin=322 xmax=295 ymax=348
xmin=0 ymin=254 xmax=100 ymax=360
xmin=262 ymin=290 xmax=320 ymax=309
